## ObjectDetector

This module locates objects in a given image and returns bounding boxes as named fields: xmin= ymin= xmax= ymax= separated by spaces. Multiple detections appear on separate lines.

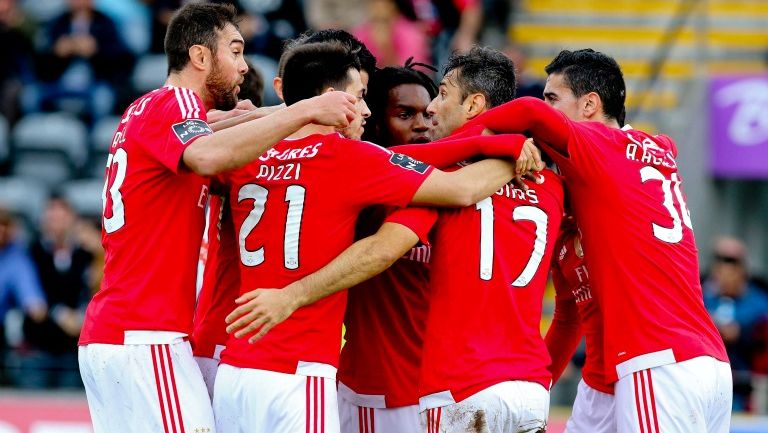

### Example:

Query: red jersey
xmin=469 ymin=97 xmax=728 ymax=383
xmin=219 ymin=133 xmax=434 ymax=377
xmin=419 ymin=168 xmax=564 ymax=409
xmin=338 ymin=206 xmax=438 ymax=408
xmin=191 ymin=194 xmax=240 ymax=359
xmin=547 ymin=220 xmax=612 ymax=394
xmin=81 ymin=86 xmax=212 ymax=345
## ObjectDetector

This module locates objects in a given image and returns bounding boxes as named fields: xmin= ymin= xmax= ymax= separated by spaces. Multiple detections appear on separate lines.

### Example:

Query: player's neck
xmin=165 ymin=72 xmax=211 ymax=110
xmin=287 ymin=123 xmax=337 ymax=140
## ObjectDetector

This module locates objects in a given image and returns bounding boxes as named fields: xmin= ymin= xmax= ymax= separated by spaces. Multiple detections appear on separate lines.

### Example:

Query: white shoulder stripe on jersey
xmin=173 ymin=87 xmax=188 ymax=119
xmin=187 ymin=88 xmax=201 ymax=118
xmin=181 ymin=88 xmax=196 ymax=119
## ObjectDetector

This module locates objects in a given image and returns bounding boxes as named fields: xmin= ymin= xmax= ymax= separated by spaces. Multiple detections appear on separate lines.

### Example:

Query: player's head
xmin=362 ymin=58 xmax=438 ymax=146
xmin=543 ymin=49 xmax=626 ymax=126
xmin=427 ymin=46 xmax=517 ymax=139
xmin=281 ymin=41 xmax=371 ymax=139
xmin=239 ymin=59 xmax=264 ymax=107
xmin=275 ymin=29 xmax=376 ymax=101
xmin=164 ymin=2 xmax=247 ymax=111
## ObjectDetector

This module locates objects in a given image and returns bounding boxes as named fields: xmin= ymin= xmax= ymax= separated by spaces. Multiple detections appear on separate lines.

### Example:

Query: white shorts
xmin=338 ymin=394 xmax=419 ymax=433
xmin=194 ymin=356 xmax=219 ymax=400
xmin=214 ymin=363 xmax=340 ymax=433
xmin=421 ymin=381 xmax=549 ymax=433
xmin=79 ymin=340 xmax=214 ymax=433
xmin=614 ymin=356 xmax=732 ymax=433
xmin=565 ymin=379 xmax=615 ymax=433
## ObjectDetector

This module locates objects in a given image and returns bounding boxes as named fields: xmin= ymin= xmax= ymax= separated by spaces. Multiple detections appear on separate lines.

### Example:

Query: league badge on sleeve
xmin=389 ymin=153 xmax=429 ymax=174
xmin=172 ymin=119 xmax=213 ymax=144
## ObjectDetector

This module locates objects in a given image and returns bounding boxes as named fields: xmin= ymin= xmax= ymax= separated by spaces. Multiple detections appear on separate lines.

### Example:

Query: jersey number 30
xmin=475 ymin=199 xmax=548 ymax=286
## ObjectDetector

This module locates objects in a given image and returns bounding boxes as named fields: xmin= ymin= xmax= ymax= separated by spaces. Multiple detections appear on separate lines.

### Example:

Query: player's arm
xmin=463 ymin=96 xmax=572 ymax=156
xmin=545 ymin=266 xmax=584 ymax=384
xmin=411 ymin=158 xmax=516 ymax=207
xmin=225 ymin=222 xmax=420 ymax=343
xmin=182 ymin=91 xmax=355 ymax=176
xmin=391 ymin=134 xmax=542 ymax=174
xmin=209 ymin=104 xmax=285 ymax=132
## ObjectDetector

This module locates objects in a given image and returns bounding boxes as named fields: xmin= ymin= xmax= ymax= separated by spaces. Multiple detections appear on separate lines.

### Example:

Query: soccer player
xmin=211 ymin=41 xmax=522 ymax=433
xmin=465 ymin=49 xmax=731 ymax=433
xmin=77 ymin=3 xmax=357 ymax=432
xmin=417 ymin=46 xmax=563 ymax=433
xmin=546 ymin=216 xmax=615 ymax=433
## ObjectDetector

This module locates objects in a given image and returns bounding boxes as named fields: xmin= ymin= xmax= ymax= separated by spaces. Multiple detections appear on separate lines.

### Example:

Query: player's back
xmin=419 ymin=168 xmax=564 ymax=407
xmin=81 ymin=86 xmax=211 ymax=345
xmin=220 ymin=133 xmax=432 ymax=375
xmin=556 ymin=122 xmax=727 ymax=382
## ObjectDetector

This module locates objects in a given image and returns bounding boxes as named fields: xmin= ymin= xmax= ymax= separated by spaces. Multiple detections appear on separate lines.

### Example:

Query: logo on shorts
xmin=172 ymin=119 xmax=213 ymax=144
xmin=389 ymin=153 xmax=429 ymax=174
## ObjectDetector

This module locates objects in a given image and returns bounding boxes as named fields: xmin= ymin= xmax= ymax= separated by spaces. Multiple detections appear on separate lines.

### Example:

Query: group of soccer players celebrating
xmin=77 ymin=2 xmax=733 ymax=433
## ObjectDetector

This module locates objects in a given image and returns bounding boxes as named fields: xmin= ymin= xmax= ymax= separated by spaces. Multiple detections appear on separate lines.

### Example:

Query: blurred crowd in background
xmin=0 ymin=0 xmax=767 ymax=415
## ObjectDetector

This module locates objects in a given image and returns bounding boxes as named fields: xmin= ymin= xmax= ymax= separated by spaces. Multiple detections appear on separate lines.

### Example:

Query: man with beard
xmin=77 ymin=4 xmax=356 ymax=433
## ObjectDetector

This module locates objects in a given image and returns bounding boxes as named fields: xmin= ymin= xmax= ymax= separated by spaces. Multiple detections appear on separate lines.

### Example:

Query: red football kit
xmin=419 ymin=168 xmax=565 ymax=408
xmin=218 ymin=133 xmax=433 ymax=376
xmin=546 ymin=219 xmax=612 ymax=394
xmin=338 ymin=206 xmax=437 ymax=408
xmin=81 ymin=86 xmax=212 ymax=345
xmin=191 ymin=194 xmax=240 ymax=359
xmin=468 ymin=97 xmax=728 ymax=383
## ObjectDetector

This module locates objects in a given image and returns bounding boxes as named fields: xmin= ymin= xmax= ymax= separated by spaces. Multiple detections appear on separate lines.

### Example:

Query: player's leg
xmin=194 ymin=355 xmax=219 ymax=400
xmin=214 ymin=365 xmax=339 ymax=433
xmin=420 ymin=381 xmax=548 ymax=433
xmin=615 ymin=356 xmax=731 ymax=433
xmin=375 ymin=405 xmax=420 ymax=433
xmin=79 ymin=342 xmax=215 ymax=433
xmin=564 ymin=379 xmax=615 ymax=433
xmin=337 ymin=391 xmax=360 ymax=433
xmin=705 ymin=358 xmax=733 ymax=433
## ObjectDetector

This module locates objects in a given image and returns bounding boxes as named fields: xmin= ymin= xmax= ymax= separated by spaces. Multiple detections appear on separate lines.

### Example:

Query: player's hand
xmin=301 ymin=91 xmax=357 ymax=128
xmin=225 ymin=288 xmax=299 ymax=343
xmin=510 ymin=172 xmax=544 ymax=192
xmin=515 ymin=138 xmax=544 ymax=176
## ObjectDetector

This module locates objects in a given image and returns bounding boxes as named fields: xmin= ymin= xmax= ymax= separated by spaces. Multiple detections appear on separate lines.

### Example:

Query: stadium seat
xmin=61 ymin=178 xmax=105 ymax=219
xmin=0 ymin=176 xmax=49 ymax=226
xmin=91 ymin=116 xmax=120 ymax=152
xmin=132 ymin=54 xmax=168 ymax=94
xmin=247 ymin=54 xmax=281 ymax=106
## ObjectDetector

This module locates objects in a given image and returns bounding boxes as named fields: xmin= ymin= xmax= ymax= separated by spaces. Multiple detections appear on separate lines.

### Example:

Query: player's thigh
xmin=79 ymin=343 xmax=214 ymax=433
xmin=706 ymin=359 xmax=733 ymax=433
xmin=565 ymin=380 xmax=615 ymax=433
xmin=615 ymin=357 xmax=727 ymax=433
xmin=214 ymin=365 xmax=339 ymax=433
xmin=421 ymin=381 xmax=548 ymax=433
xmin=194 ymin=355 xmax=219 ymax=400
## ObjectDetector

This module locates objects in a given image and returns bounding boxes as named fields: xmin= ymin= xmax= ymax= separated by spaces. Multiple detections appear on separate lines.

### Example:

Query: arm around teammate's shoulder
xmin=182 ymin=91 xmax=356 ymax=176
xmin=410 ymin=158 xmax=517 ymax=207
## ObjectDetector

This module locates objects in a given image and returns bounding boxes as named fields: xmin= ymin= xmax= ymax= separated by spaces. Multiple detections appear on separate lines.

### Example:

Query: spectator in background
xmin=703 ymin=236 xmax=768 ymax=411
xmin=18 ymin=195 xmax=93 ymax=388
xmin=32 ymin=0 xmax=134 ymax=121
xmin=0 ymin=206 xmax=47 ymax=385
xmin=0 ymin=0 xmax=36 ymax=123
xmin=353 ymin=0 xmax=430 ymax=67
xmin=430 ymin=0 xmax=481 ymax=69
xmin=503 ymin=43 xmax=545 ymax=99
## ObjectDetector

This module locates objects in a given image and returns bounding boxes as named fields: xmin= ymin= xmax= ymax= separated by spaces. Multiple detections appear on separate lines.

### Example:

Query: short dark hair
xmin=239 ymin=59 xmax=264 ymax=107
xmin=281 ymin=42 xmax=361 ymax=106
xmin=363 ymin=58 xmax=438 ymax=143
xmin=164 ymin=3 xmax=239 ymax=75
xmin=545 ymin=49 xmax=626 ymax=124
xmin=278 ymin=29 xmax=376 ymax=78
xmin=443 ymin=46 xmax=517 ymax=108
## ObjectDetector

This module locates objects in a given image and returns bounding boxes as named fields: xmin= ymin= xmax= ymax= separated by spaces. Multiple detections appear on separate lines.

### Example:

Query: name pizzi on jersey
xmin=256 ymin=142 xmax=323 ymax=181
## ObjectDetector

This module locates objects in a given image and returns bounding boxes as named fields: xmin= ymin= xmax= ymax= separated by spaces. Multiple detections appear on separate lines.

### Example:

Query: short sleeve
xmin=384 ymin=207 xmax=438 ymax=245
xmin=138 ymin=87 xmax=212 ymax=173
xmin=339 ymin=137 xmax=435 ymax=208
